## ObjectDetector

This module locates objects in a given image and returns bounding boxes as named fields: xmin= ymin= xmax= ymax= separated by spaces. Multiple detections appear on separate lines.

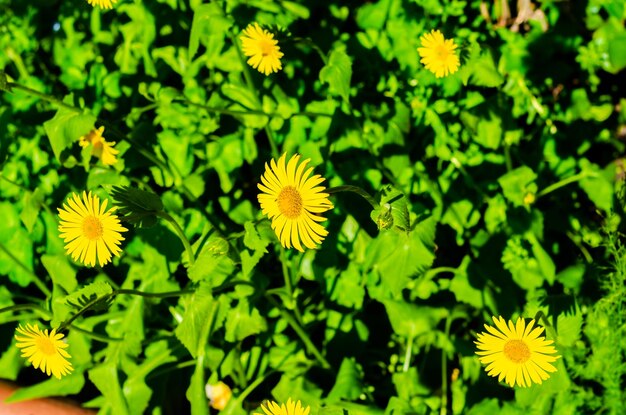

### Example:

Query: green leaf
xmin=370 ymin=185 xmax=410 ymax=231
xmin=556 ymin=306 xmax=583 ymax=347
xmin=175 ymin=284 xmax=216 ymax=358
xmin=224 ymin=299 xmax=267 ymax=342
xmin=63 ymin=280 xmax=114 ymax=313
xmin=608 ymin=32 xmax=626 ymax=71
xmin=88 ymin=363 xmax=130 ymax=415
xmin=327 ymin=357 xmax=364 ymax=401
xmin=241 ymin=221 xmax=270 ymax=277
xmin=578 ymin=159 xmax=613 ymax=212
xmin=382 ymin=300 xmax=448 ymax=338
xmin=19 ymin=187 xmax=44 ymax=232
xmin=110 ymin=185 xmax=164 ymax=228
xmin=41 ymin=254 xmax=77 ymax=293
xmin=187 ymin=356 xmax=209 ymax=415
xmin=188 ymin=4 xmax=233 ymax=58
xmin=5 ymin=373 xmax=85 ymax=402
xmin=320 ymin=49 xmax=352 ymax=103
xmin=188 ymin=236 xmax=236 ymax=283
xmin=43 ymin=101 xmax=96 ymax=163
xmin=498 ymin=166 xmax=538 ymax=207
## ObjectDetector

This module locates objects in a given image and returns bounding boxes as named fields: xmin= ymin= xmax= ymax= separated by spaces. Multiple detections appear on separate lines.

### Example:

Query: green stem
xmin=156 ymin=211 xmax=196 ymax=265
xmin=69 ymin=325 xmax=123 ymax=342
xmin=402 ymin=334 xmax=414 ymax=372
xmin=533 ymin=310 xmax=558 ymax=340
xmin=326 ymin=185 xmax=378 ymax=209
xmin=292 ymin=37 xmax=328 ymax=65
xmin=536 ymin=171 xmax=597 ymax=199
xmin=267 ymin=295 xmax=331 ymax=369
xmin=279 ymin=248 xmax=304 ymax=325
xmin=0 ymin=304 xmax=49 ymax=316
xmin=440 ymin=315 xmax=452 ymax=415
xmin=0 ymin=241 xmax=51 ymax=297
xmin=237 ymin=370 xmax=276 ymax=402
xmin=6 ymin=82 xmax=83 ymax=113
xmin=228 ymin=32 xmax=280 ymax=159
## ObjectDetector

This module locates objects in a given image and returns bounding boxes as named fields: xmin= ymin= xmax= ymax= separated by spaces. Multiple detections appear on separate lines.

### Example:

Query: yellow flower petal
xmin=240 ymin=23 xmax=284 ymax=76
xmin=417 ymin=29 xmax=460 ymax=78
xmin=14 ymin=324 xmax=73 ymax=379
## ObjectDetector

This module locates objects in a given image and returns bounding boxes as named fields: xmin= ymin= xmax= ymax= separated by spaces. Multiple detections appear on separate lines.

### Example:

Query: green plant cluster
xmin=1 ymin=0 xmax=626 ymax=414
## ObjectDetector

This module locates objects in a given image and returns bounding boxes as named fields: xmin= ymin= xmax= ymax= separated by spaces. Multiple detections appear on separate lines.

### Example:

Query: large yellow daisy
xmin=417 ymin=29 xmax=460 ymax=78
xmin=15 ymin=324 xmax=73 ymax=379
xmin=257 ymin=153 xmax=333 ymax=252
xmin=86 ymin=0 xmax=117 ymax=9
xmin=79 ymin=126 xmax=120 ymax=166
xmin=475 ymin=316 xmax=560 ymax=387
xmin=255 ymin=398 xmax=310 ymax=415
xmin=58 ymin=191 xmax=128 ymax=267
xmin=240 ymin=23 xmax=284 ymax=76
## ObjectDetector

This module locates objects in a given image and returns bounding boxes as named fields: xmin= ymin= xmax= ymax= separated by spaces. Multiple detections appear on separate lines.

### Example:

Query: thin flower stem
xmin=279 ymin=248 xmax=304 ymax=325
xmin=0 ymin=242 xmax=51 ymax=297
xmin=227 ymin=32 xmax=280 ymax=159
xmin=69 ymin=325 xmax=123 ymax=342
xmin=402 ymin=334 xmax=414 ymax=372
xmin=292 ymin=37 xmax=328 ymax=65
xmin=536 ymin=171 xmax=597 ymax=199
xmin=0 ymin=304 xmax=50 ymax=316
xmin=5 ymin=82 xmax=83 ymax=113
xmin=326 ymin=185 xmax=379 ymax=209
xmin=266 ymin=295 xmax=331 ymax=369
xmin=155 ymin=211 xmax=196 ymax=266
xmin=237 ymin=370 xmax=276 ymax=402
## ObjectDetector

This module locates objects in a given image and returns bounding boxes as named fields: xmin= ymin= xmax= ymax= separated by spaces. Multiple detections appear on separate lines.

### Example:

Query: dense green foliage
xmin=1 ymin=0 xmax=626 ymax=414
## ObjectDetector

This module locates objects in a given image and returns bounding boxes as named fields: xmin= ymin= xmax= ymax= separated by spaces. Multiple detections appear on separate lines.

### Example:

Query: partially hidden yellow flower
xmin=258 ymin=153 xmax=333 ymax=252
xmin=205 ymin=381 xmax=233 ymax=410
xmin=255 ymin=398 xmax=310 ymax=415
xmin=58 ymin=191 xmax=128 ymax=267
xmin=14 ymin=324 xmax=73 ymax=379
xmin=417 ymin=29 xmax=460 ymax=78
xmin=79 ymin=126 xmax=120 ymax=166
xmin=240 ymin=23 xmax=284 ymax=76
xmin=86 ymin=0 xmax=117 ymax=9
xmin=475 ymin=316 xmax=560 ymax=388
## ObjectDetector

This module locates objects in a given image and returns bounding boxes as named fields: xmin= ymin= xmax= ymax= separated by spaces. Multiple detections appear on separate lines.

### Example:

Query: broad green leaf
xmin=224 ymin=299 xmax=267 ymax=342
xmin=43 ymin=102 xmax=96 ymax=163
xmin=556 ymin=306 xmax=583 ymax=347
xmin=188 ymin=4 xmax=232 ymax=58
xmin=188 ymin=236 xmax=236 ymax=283
xmin=579 ymin=159 xmax=613 ymax=212
xmin=327 ymin=357 xmax=364 ymax=401
xmin=5 ymin=373 xmax=85 ymax=402
xmin=608 ymin=32 xmax=626 ymax=71
xmin=88 ymin=363 xmax=130 ymax=415
xmin=382 ymin=300 xmax=448 ymax=338
xmin=41 ymin=254 xmax=77 ymax=293
xmin=320 ymin=49 xmax=352 ymax=103
xmin=175 ymin=284 xmax=216 ymax=358
xmin=498 ymin=166 xmax=537 ymax=207
xmin=19 ymin=187 xmax=43 ymax=232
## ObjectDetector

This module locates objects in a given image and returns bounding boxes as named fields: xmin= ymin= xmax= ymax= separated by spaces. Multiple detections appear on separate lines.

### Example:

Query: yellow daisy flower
xmin=58 ymin=191 xmax=128 ymax=267
xmin=255 ymin=398 xmax=310 ymax=415
xmin=14 ymin=324 xmax=73 ymax=379
xmin=475 ymin=316 xmax=560 ymax=388
xmin=86 ymin=0 xmax=117 ymax=9
xmin=240 ymin=23 xmax=284 ymax=76
xmin=79 ymin=126 xmax=120 ymax=166
xmin=205 ymin=381 xmax=233 ymax=410
xmin=257 ymin=153 xmax=333 ymax=252
xmin=417 ymin=29 xmax=460 ymax=78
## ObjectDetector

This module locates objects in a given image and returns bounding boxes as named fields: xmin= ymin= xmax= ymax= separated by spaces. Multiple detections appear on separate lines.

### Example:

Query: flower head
xmin=205 ymin=381 xmax=232 ymax=410
xmin=79 ymin=126 xmax=120 ymax=166
xmin=255 ymin=398 xmax=310 ymax=415
xmin=58 ymin=191 xmax=128 ymax=267
xmin=258 ymin=153 xmax=333 ymax=252
xmin=240 ymin=23 xmax=284 ymax=76
xmin=417 ymin=29 xmax=460 ymax=78
xmin=475 ymin=316 xmax=560 ymax=387
xmin=86 ymin=0 xmax=117 ymax=9
xmin=14 ymin=324 xmax=73 ymax=379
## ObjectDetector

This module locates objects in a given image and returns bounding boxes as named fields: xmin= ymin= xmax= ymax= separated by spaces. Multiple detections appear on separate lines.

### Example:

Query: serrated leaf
xmin=189 ymin=4 xmax=233 ymax=58
xmin=19 ymin=188 xmax=44 ymax=232
xmin=188 ymin=236 xmax=236 ymax=283
xmin=110 ymin=186 xmax=164 ymax=227
xmin=175 ymin=284 xmax=216 ymax=358
xmin=370 ymin=185 xmax=410 ymax=231
xmin=63 ymin=281 xmax=114 ymax=312
xmin=88 ymin=363 xmax=130 ymax=415
xmin=382 ymin=300 xmax=448 ymax=338
xmin=41 ymin=254 xmax=77 ymax=293
xmin=320 ymin=49 xmax=352 ymax=103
